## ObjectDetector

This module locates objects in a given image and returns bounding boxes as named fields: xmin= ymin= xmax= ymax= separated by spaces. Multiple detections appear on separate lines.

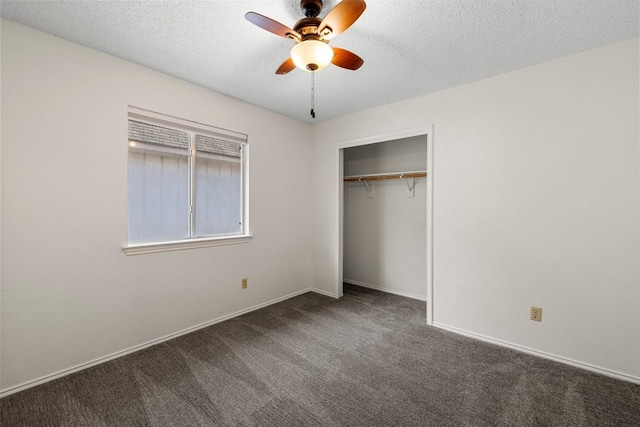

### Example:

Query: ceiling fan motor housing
xmin=294 ymin=17 xmax=323 ymax=39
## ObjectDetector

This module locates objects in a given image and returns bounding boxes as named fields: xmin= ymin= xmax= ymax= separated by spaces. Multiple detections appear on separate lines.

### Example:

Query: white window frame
xmin=123 ymin=107 xmax=251 ymax=255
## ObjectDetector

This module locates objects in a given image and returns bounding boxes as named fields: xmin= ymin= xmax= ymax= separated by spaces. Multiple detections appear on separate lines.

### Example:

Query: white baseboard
xmin=0 ymin=287 xmax=315 ymax=398
xmin=310 ymin=287 xmax=340 ymax=298
xmin=433 ymin=322 xmax=640 ymax=385
xmin=344 ymin=279 xmax=426 ymax=301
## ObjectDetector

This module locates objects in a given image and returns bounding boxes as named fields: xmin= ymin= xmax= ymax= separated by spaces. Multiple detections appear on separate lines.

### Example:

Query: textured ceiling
xmin=1 ymin=1 xmax=638 ymax=124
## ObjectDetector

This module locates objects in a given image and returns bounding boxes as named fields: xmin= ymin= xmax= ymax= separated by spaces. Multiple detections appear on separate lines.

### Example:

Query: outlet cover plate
xmin=530 ymin=306 xmax=542 ymax=322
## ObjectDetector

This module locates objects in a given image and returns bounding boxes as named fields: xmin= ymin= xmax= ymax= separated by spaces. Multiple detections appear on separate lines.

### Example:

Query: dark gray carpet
xmin=1 ymin=283 xmax=639 ymax=426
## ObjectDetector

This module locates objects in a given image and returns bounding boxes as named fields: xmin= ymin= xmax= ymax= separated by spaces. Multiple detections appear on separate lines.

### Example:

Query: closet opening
xmin=337 ymin=127 xmax=433 ymax=325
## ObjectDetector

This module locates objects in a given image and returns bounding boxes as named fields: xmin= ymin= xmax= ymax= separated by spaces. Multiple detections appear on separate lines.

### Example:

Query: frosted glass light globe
xmin=291 ymin=40 xmax=334 ymax=72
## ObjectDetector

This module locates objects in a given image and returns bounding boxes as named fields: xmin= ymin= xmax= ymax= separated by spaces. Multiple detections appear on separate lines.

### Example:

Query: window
xmin=125 ymin=107 xmax=249 ymax=254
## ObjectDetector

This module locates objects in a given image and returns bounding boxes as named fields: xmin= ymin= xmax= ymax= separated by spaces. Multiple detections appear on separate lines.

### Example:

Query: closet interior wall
xmin=343 ymin=136 xmax=428 ymax=300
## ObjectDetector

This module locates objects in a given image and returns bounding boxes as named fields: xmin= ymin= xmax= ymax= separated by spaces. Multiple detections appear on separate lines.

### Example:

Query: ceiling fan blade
xmin=245 ymin=12 xmax=301 ymax=41
xmin=331 ymin=47 xmax=364 ymax=70
xmin=318 ymin=0 xmax=366 ymax=40
xmin=276 ymin=58 xmax=296 ymax=75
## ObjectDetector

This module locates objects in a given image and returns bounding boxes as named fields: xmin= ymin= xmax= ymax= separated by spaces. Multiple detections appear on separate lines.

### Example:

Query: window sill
xmin=123 ymin=235 xmax=253 ymax=256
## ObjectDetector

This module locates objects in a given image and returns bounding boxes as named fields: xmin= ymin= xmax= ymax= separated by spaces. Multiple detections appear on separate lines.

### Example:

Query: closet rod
xmin=344 ymin=171 xmax=427 ymax=182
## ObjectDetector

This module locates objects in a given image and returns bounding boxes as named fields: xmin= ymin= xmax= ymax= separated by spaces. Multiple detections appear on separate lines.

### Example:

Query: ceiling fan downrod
xmin=301 ymin=0 xmax=323 ymax=18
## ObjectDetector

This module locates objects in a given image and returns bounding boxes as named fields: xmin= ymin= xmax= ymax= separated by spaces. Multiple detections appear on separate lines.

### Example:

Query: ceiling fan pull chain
xmin=310 ymin=71 xmax=316 ymax=119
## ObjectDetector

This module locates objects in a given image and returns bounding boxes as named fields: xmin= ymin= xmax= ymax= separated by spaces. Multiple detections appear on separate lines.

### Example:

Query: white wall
xmin=0 ymin=21 xmax=312 ymax=391
xmin=343 ymin=137 xmax=427 ymax=299
xmin=311 ymin=38 xmax=640 ymax=381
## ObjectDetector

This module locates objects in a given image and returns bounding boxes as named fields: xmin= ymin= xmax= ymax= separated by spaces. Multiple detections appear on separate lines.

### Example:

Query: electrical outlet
xmin=241 ymin=278 xmax=248 ymax=289
xmin=530 ymin=306 xmax=542 ymax=322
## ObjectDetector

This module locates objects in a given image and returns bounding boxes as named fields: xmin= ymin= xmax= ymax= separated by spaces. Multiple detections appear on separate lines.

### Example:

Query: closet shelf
xmin=344 ymin=170 xmax=427 ymax=198
xmin=343 ymin=170 xmax=427 ymax=182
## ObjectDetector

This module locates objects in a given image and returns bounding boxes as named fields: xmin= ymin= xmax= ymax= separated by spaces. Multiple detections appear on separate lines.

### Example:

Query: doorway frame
xmin=336 ymin=125 xmax=434 ymax=325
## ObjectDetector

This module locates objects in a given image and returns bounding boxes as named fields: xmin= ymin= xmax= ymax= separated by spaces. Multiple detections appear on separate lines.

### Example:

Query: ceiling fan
xmin=245 ymin=0 xmax=366 ymax=74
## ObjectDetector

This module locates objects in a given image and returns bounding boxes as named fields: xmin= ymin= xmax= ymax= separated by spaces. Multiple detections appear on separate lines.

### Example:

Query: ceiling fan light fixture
xmin=291 ymin=40 xmax=333 ymax=72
